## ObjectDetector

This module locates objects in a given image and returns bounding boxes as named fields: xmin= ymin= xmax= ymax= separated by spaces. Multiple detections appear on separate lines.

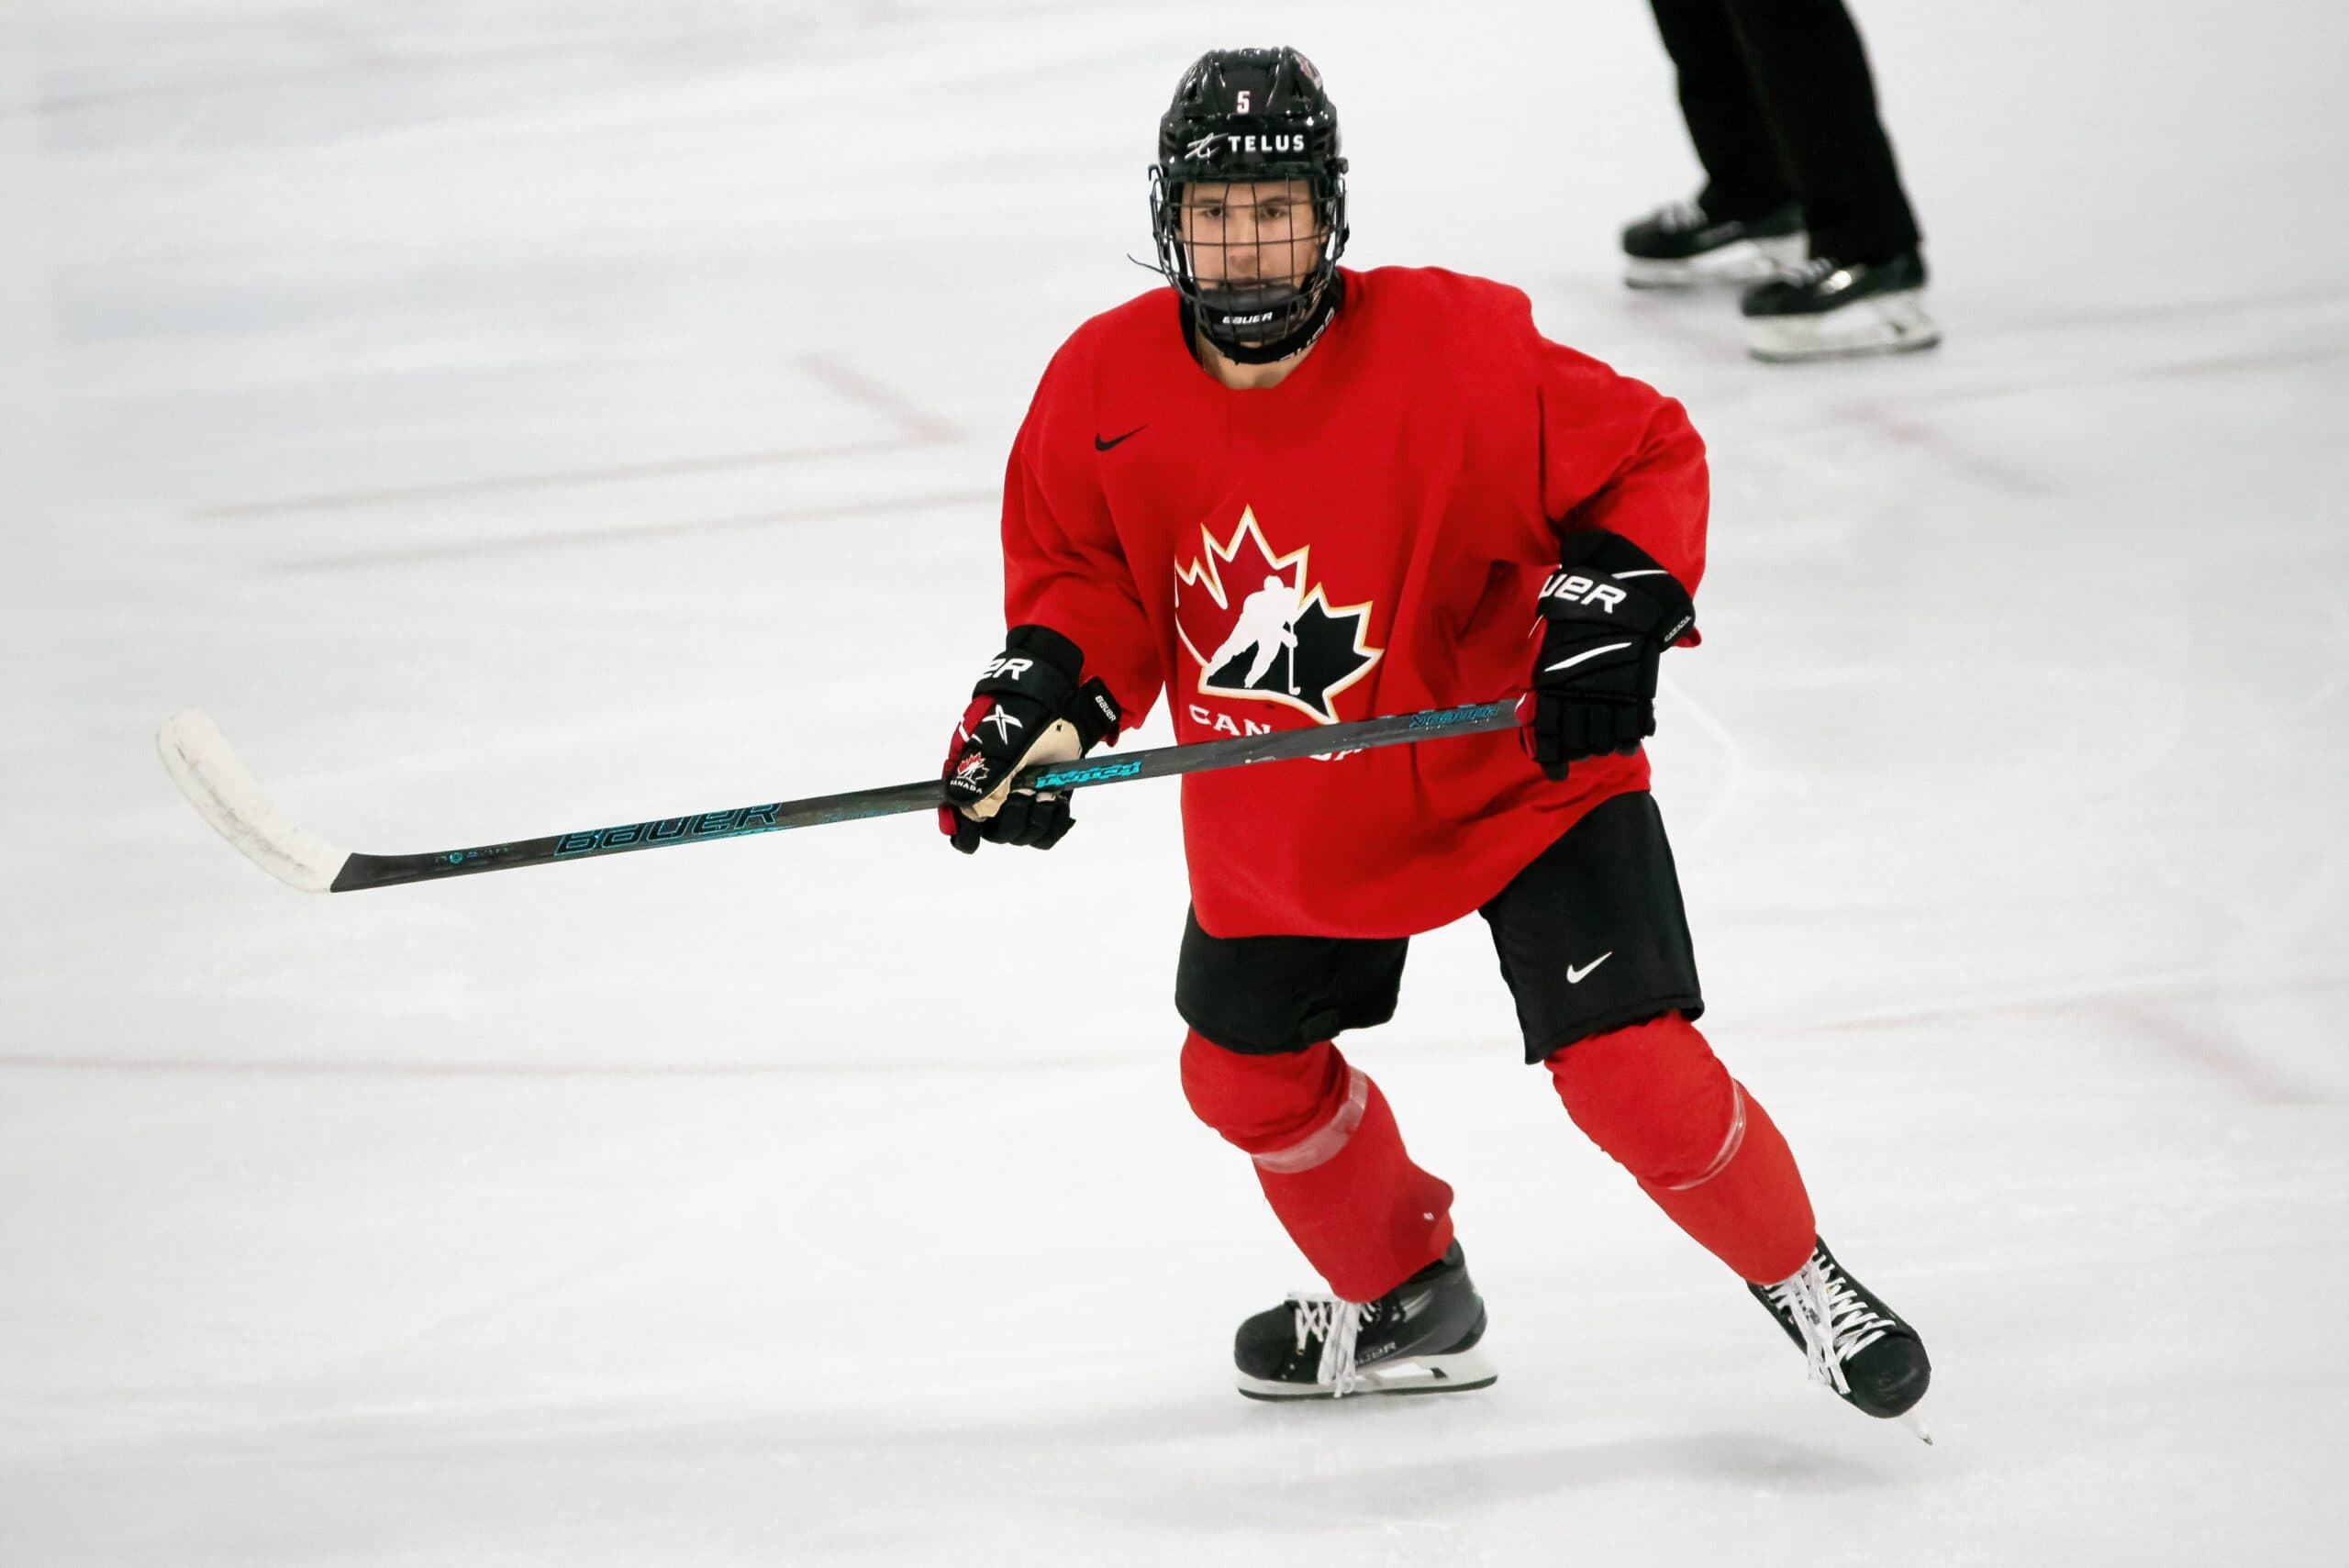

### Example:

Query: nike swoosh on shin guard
xmin=1252 ymin=1067 xmax=1371 ymax=1174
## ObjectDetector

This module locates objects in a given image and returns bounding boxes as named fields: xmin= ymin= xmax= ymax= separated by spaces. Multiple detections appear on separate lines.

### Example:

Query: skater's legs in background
xmin=1717 ymin=0 xmax=1922 ymax=261
xmin=1648 ymin=0 xmax=1798 ymax=220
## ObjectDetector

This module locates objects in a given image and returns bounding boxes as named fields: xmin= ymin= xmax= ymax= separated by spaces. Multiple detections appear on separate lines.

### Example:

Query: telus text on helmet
xmin=1185 ymin=133 xmax=1307 ymax=161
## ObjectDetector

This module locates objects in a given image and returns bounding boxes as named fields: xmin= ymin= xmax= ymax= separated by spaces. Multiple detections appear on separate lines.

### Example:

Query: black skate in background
xmin=1622 ymin=197 xmax=1805 ymax=288
xmin=1741 ymin=251 xmax=1940 ymax=362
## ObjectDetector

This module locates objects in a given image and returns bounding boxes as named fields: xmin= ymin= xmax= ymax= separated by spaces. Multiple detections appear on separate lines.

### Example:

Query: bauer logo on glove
xmin=1538 ymin=572 xmax=1631 ymax=615
xmin=1522 ymin=530 xmax=1696 ymax=780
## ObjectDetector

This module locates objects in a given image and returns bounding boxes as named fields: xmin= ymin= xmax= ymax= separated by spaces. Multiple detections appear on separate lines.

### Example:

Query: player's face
xmin=1179 ymin=180 xmax=1322 ymax=293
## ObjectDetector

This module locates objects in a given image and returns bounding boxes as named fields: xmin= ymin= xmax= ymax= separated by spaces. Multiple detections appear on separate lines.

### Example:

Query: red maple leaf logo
xmin=1174 ymin=506 xmax=1381 ymax=724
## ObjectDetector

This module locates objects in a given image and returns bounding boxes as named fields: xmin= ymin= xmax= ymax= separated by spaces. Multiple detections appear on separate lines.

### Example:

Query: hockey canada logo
xmin=1174 ymin=506 xmax=1380 ymax=724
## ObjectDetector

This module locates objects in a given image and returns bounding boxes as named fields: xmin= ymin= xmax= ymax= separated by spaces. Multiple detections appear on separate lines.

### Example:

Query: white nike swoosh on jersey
xmin=1566 ymin=951 xmax=1614 ymax=984
xmin=1545 ymin=641 xmax=1633 ymax=673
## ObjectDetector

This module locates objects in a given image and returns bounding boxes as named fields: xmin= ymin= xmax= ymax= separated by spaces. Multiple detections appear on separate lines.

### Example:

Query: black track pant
xmin=1650 ymin=0 xmax=1920 ymax=263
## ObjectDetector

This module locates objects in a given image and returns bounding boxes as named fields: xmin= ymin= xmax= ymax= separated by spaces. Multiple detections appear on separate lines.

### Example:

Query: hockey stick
xmin=156 ymin=699 xmax=1518 ymax=894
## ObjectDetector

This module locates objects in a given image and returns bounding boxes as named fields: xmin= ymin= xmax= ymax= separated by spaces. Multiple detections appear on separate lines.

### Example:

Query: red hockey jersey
xmin=999 ymin=266 xmax=1708 ymax=939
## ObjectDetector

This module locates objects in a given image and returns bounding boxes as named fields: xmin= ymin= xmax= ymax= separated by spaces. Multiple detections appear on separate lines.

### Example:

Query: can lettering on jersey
xmin=1189 ymin=704 xmax=1276 ymax=739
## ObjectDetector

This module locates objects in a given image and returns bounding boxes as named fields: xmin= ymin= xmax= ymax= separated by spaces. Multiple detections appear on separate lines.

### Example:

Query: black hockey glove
xmin=939 ymin=625 xmax=1122 ymax=853
xmin=1522 ymin=530 xmax=1696 ymax=779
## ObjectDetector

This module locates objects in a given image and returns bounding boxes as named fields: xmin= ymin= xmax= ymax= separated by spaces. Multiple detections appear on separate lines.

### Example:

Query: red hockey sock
xmin=1545 ymin=1014 xmax=1815 ymax=1285
xmin=1180 ymin=1029 xmax=1453 ymax=1302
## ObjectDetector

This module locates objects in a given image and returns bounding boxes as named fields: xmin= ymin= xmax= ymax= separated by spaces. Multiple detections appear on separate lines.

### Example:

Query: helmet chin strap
xmin=1191 ymin=272 xmax=1344 ymax=365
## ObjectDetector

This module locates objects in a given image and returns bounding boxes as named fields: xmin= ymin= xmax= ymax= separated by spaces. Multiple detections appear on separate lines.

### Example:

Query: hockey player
xmin=940 ymin=48 xmax=1931 ymax=1424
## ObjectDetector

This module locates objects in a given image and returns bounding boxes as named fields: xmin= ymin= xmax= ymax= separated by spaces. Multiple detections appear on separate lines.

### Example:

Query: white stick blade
xmin=156 ymin=710 xmax=351 ymax=893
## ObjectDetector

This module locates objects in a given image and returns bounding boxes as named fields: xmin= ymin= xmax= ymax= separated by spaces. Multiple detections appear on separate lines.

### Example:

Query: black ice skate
xmin=1234 ymin=1241 xmax=1497 ymax=1400
xmin=1621 ymin=198 xmax=1806 ymax=289
xmin=1739 ymin=250 xmax=1941 ymax=362
xmin=1752 ymin=1238 xmax=1933 ymax=1440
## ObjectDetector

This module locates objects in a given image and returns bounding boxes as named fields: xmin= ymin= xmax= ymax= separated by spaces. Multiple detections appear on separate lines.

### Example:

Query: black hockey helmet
xmin=1150 ymin=47 xmax=1349 ymax=363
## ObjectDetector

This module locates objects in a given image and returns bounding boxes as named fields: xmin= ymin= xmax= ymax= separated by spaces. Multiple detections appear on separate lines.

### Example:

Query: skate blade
xmin=1747 ymin=289 xmax=1943 ymax=362
xmin=1898 ymin=1404 xmax=1934 ymax=1445
xmin=1625 ymin=234 xmax=1804 ymax=290
xmin=1235 ymin=1346 xmax=1498 ymax=1402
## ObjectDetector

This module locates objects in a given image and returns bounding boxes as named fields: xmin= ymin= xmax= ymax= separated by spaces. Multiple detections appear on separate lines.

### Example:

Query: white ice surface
xmin=4 ymin=2 xmax=2347 ymax=1563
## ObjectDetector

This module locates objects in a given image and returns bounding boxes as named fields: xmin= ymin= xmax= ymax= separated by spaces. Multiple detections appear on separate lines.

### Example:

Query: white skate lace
xmin=1780 ymin=256 xmax=1840 ymax=287
xmin=1765 ymin=1253 xmax=1895 ymax=1396
xmin=1290 ymin=1295 xmax=1381 ymax=1397
xmin=1654 ymin=199 xmax=1707 ymax=233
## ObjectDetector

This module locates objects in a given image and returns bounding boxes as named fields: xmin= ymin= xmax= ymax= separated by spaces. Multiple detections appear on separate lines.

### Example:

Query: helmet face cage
xmin=1151 ymin=166 xmax=1348 ymax=351
xmin=1150 ymin=48 xmax=1350 ymax=360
